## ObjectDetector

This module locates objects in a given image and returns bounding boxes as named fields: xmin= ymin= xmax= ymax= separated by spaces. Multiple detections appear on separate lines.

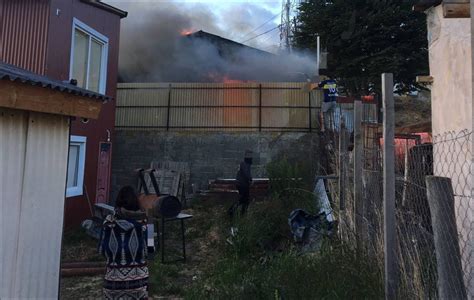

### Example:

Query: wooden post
xmin=353 ymin=100 xmax=364 ymax=250
xmin=425 ymin=176 xmax=467 ymax=299
xmin=382 ymin=73 xmax=397 ymax=299
xmin=166 ymin=84 xmax=172 ymax=131
xmin=339 ymin=119 xmax=347 ymax=211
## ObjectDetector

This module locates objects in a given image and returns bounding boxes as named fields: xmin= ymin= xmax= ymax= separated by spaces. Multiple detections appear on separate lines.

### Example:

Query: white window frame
xmin=69 ymin=18 xmax=109 ymax=94
xmin=66 ymin=135 xmax=87 ymax=198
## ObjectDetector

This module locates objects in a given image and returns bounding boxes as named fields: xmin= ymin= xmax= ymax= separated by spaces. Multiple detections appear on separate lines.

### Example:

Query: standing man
xmin=228 ymin=150 xmax=253 ymax=217
xmin=319 ymin=74 xmax=338 ymax=132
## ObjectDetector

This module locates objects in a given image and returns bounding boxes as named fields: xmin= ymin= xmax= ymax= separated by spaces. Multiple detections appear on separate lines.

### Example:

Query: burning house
xmin=117 ymin=2 xmax=318 ymax=84
xmin=119 ymin=29 xmax=317 ymax=83
xmin=183 ymin=30 xmax=277 ymax=82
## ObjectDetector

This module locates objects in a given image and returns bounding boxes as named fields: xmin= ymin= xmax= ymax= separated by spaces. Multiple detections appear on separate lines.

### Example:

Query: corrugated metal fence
xmin=116 ymin=82 xmax=322 ymax=131
xmin=116 ymin=82 xmax=378 ymax=132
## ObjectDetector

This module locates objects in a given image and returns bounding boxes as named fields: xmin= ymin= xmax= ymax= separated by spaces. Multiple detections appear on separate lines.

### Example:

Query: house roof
xmin=80 ymin=0 xmax=128 ymax=18
xmin=413 ymin=0 xmax=442 ymax=11
xmin=0 ymin=62 xmax=111 ymax=101
xmin=188 ymin=30 xmax=275 ymax=58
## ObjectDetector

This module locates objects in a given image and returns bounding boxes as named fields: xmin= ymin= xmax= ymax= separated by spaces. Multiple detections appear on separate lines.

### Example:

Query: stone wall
xmin=111 ymin=130 xmax=320 ymax=199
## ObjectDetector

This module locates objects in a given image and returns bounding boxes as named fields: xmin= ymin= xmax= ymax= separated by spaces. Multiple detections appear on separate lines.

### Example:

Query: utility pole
xmin=280 ymin=0 xmax=291 ymax=53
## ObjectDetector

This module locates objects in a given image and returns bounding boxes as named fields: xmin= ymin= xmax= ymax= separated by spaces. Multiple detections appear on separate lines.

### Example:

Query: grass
xmin=186 ymin=244 xmax=383 ymax=300
xmin=184 ymin=158 xmax=383 ymax=299
xmin=185 ymin=196 xmax=383 ymax=299
xmin=61 ymin=228 xmax=103 ymax=262
xmin=61 ymin=159 xmax=384 ymax=299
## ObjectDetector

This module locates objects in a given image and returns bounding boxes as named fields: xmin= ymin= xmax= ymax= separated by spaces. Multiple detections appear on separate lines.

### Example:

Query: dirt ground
xmin=394 ymin=95 xmax=431 ymax=130
xmin=59 ymin=194 xmax=232 ymax=299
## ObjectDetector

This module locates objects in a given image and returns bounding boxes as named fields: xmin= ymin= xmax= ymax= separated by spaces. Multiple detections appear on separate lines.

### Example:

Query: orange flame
xmin=207 ymin=72 xmax=252 ymax=83
xmin=222 ymin=76 xmax=245 ymax=84
xmin=180 ymin=29 xmax=193 ymax=36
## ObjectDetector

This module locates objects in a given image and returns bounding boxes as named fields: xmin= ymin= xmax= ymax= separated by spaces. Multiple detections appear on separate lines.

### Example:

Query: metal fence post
xmin=259 ymin=84 xmax=262 ymax=132
xmin=425 ymin=176 xmax=467 ymax=299
xmin=382 ymin=73 xmax=397 ymax=299
xmin=166 ymin=84 xmax=172 ymax=131
xmin=339 ymin=119 xmax=347 ymax=211
xmin=354 ymin=100 xmax=364 ymax=250
xmin=308 ymin=92 xmax=312 ymax=132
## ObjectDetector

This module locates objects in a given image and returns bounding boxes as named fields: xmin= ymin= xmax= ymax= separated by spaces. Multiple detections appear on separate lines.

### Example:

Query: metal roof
xmin=188 ymin=30 xmax=275 ymax=58
xmin=0 ymin=62 xmax=111 ymax=101
xmin=413 ymin=0 xmax=442 ymax=11
xmin=80 ymin=0 xmax=128 ymax=18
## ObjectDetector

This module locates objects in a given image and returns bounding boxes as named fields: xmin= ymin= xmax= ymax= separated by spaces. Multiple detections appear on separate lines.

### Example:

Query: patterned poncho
xmin=99 ymin=209 xmax=149 ymax=300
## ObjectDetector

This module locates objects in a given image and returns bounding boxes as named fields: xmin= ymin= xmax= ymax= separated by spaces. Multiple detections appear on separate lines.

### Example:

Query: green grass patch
xmin=187 ymin=248 xmax=383 ymax=300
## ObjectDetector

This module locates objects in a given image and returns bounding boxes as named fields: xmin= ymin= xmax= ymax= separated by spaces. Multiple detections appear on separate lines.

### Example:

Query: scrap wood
xmin=62 ymin=261 xmax=105 ymax=269
xmin=61 ymin=267 xmax=105 ymax=277
xmin=140 ymin=169 xmax=181 ymax=197
xmin=61 ymin=261 xmax=105 ymax=277
xmin=151 ymin=161 xmax=191 ymax=199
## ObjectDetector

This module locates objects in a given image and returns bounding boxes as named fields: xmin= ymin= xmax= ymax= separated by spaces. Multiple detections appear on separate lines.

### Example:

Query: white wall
xmin=427 ymin=6 xmax=472 ymax=134
xmin=427 ymin=5 xmax=474 ymax=296
xmin=0 ymin=107 xmax=69 ymax=299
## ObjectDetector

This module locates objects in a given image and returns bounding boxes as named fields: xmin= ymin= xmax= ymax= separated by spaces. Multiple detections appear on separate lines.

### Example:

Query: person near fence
xmin=99 ymin=186 xmax=149 ymax=300
xmin=228 ymin=150 xmax=253 ymax=217
xmin=318 ymin=74 xmax=338 ymax=132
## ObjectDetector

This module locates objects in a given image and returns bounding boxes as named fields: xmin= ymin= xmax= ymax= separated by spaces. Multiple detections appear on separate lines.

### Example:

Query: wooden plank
xmin=0 ymin=80 xmax=102 ymax=119
xmin=443 ymin=0 xmax=469 ymax=3
xmin=443 ymin=3 xmax=470 ymax=17
xmin=426 ymin=177 xmax=467 ymax=299
xmin=171 ymin=173 xmax=181 ymax=197
xmin=416 ymin=75 xmax=434 ymax=83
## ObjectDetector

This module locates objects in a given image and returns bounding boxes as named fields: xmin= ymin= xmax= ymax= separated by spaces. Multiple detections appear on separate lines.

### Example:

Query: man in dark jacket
xmin=229 ymin=150 xmax=253 ymax=217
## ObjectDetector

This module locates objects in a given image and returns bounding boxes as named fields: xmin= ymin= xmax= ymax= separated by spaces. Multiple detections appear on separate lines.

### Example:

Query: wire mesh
xmin=393 ymin=131 xmax=473 ymax=298
xmin=331 ymin=120 xmax=473 ymax=298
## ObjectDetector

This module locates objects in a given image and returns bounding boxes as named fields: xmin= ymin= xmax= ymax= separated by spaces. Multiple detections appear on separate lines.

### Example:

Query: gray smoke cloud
xmin=116 ymin=2 xmax=317 ymax=82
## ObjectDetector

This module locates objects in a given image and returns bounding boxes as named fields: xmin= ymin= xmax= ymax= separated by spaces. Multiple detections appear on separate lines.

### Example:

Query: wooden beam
xmin=443 ymin=2 xmax=470 ymax=18
xmin=0 ymin=81 xmax=102 ymax=119
xmin=416 ymin=75 xmax=434 ymax=83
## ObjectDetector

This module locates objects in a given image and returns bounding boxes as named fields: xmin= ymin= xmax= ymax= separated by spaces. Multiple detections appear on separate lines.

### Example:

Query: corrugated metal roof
xmin=81 ymin=0 xmax=128 ymax=18
xmin=413 ymin=0 xmax=442 ymax=11
xmin=0 ymin=62 xmax=111 ymax=101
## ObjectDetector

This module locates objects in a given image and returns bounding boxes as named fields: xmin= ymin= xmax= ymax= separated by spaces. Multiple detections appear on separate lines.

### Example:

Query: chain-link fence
xmin=326 ymin=108 xmax=473 ymax=298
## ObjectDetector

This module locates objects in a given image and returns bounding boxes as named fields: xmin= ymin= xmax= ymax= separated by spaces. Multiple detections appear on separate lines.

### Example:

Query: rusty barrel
xmin=139 ymin=194 xmax=181 ymax=218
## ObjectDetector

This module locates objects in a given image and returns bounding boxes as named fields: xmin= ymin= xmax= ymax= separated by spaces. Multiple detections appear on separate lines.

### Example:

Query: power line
xmin=241 ymin=25 xmax=280 ymax=44
xmin=239 ymin=10 xmax=283 ymax=42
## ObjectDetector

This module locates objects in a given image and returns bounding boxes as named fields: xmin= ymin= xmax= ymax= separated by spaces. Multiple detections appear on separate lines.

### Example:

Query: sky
xmin=105 ymin=0 xmax=291 ymax=53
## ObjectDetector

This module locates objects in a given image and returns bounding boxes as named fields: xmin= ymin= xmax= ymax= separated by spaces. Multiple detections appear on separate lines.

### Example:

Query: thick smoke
xmin=117 ymin=2 xmax=317 ymax=82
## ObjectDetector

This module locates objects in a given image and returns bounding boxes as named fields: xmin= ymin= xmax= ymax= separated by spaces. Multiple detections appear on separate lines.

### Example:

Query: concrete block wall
xmin=111 ymin=130 xmax=320 ymax=200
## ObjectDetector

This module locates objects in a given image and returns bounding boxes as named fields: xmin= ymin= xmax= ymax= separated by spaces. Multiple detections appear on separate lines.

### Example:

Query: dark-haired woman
xmin=99 ymin=186 xmax=149 ymax=299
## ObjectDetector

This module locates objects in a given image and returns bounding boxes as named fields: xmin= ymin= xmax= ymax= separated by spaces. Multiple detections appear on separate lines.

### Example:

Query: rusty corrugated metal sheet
xmin=0 ymin=107 xmax=69 ymax=299
xmin=0 ymin=0 xmax=50 ymax=75
xmin=116 ymin=82 xmax=324 ymax=131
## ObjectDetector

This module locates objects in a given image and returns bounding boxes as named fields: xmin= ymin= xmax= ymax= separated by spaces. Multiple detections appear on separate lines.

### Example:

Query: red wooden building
xmin=0 ymin=0 xmax=127 ymax=227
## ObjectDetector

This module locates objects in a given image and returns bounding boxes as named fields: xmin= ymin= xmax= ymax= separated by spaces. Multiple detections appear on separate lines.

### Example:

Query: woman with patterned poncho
xmin=99 ymin=186 xmax=149 ymax=299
